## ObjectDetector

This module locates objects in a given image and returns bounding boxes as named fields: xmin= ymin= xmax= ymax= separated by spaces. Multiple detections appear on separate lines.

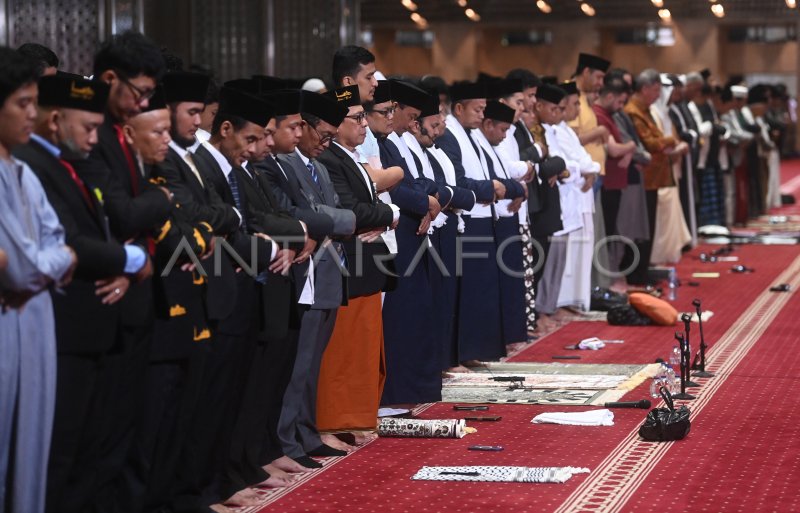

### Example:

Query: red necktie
xmin=59 ymin=159 xmax=95 ymax=214
xmin=113 ymin=123 xmax=139 ymax=196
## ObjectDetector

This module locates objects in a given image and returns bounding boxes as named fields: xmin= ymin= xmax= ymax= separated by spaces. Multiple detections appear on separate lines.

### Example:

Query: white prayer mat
xmin=441 ymin=363 xmax=660 ymax=406
xmin=412 ymin=466 xmax=590 ymax=483
xmin=532 ymin=408 xmax=614 ymax=426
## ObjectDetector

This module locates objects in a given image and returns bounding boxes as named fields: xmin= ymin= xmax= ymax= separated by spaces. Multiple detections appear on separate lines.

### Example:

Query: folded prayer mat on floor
xmin=412 ymin=466 xmax=590 ymax=483
xmin=531 ymin=408 xmax=614 ymax=426
xmin=378 ymin=418 xmax=470 ymax=438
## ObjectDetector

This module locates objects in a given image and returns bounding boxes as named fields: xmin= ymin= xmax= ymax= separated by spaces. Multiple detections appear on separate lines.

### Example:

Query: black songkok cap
xmin=301 ymin=91 xmax=348 ymax=127
xmin=488 ymin=78 xmax=523 ymax=100
xmin=419 ymin=94 xmax=440 ymax=118
xmin=576 ymin=52 xmax=611 ymax=74
xmin=162 ymin=71 xmax=210 ymax=104
xmin=536 ymin=84 xmax=566 ymax=105
xmin=699 ymin=68 xmax=711 ymax=81
xmin=390 ymin=79 xmax=431 ymax=111
xmin=449 ymin=81 xmax=487 ymax=102
xmin=559 ymin=81 xmax=579 ymax=97
xmin=261 ymin=89 xmax=302 ymax=116
xmin=483 ymin=100 xmax=516 ymax=124
xmin=219 ymin=86 xmax=273 ymax=126
xmin=253 ymin=75 xmax=289 ymax=93
xmin=372 ymin=80 xmax=392 ymax=105
xmin=142 ymin=85 xmax=167 ymax=111
xmin=747 ymin=84 xmax=769 ymax=106
xmin=224 ymin=78 xmax=261 ymax=95
xmin=324 ymin=85 xmax=361 ymax=108
xmin=38 ymin=73 xmax=109 ymax=113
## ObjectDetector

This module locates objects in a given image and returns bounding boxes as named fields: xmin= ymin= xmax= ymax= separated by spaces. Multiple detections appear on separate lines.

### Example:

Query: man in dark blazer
xmin=272 ymin=92 xmax=356 ymax=467
xmin=13 ymin=73 xmax=151 ymax=513
xmin=192 ymin=86 xmax=308 ymax=503
xmin=75 ymin=32 xmax=173 ymax=513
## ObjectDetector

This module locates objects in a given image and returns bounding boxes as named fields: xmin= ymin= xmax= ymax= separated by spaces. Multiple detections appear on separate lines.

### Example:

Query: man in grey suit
xmin=270 ymin=91 xmax=356 ymax=465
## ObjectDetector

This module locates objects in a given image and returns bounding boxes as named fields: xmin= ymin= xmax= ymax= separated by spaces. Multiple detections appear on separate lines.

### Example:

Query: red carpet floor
xmin=246 ymin=165 xmax=800 ymax=513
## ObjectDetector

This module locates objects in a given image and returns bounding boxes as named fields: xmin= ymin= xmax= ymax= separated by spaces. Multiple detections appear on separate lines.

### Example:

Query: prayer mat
xmin=412 ymin=466 xmax=590 ymax=483
xmin=378 ymin=418 xmax=470 ymax=438
xmin=441 ymin=362 xmax=660 ymax=406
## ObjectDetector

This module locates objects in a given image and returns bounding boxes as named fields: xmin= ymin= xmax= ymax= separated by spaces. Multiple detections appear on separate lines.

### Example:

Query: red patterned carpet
xmin=246 ymin=164 xmax=800 ymax=513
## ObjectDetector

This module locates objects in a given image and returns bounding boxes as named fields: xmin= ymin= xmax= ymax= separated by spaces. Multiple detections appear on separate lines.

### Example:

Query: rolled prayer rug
xmin=377 ymin=418 xmax=474 ymax=438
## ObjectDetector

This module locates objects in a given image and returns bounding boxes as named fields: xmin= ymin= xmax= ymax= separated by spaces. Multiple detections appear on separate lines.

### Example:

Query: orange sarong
xmin=316 ymin=293 xmax=385 ymax=432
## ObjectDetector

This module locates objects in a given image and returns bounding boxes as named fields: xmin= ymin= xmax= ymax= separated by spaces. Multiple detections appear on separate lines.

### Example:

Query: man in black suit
xmin=70 ymin=32 xmax=173 ymax=513
xmin=191 ymin=86 xmax=308 ymax=505
xmin=13 ymin=73 xmax=150 ymax=513
xmin=315 ymin=85 xmax=399 ymax=444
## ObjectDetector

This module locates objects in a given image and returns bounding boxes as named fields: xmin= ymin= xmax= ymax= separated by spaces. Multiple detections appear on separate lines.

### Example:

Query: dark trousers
xmin=222 ymin=324 xmax=300 ymax=498
xmin=622 ymin=189 xmax=658 ymax=285
xmin=531 ymin=233 xmax=552 ymax=322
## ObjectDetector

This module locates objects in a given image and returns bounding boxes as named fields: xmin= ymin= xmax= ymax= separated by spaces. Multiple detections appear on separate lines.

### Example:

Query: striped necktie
xmin=227 ymin=171 xmax=246 ymax=231
xmin=307 ymin=160 xmax=322 ymax=192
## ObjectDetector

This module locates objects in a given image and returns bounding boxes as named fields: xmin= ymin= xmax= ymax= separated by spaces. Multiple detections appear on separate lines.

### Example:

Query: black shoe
xmin=292 ymin=455 xmax=323 ymax=469
xmin=308 ymin=444 xmax=348 ymax=457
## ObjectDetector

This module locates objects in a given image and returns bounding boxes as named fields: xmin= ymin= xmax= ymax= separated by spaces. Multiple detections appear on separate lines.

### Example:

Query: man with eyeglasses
xmin=316 ymin=84 xmax=401 ymax=447
xmin=273 ymin=91 xmax=358 ymax=469
xmin=70 ymin=31 xmax=174 ymax=513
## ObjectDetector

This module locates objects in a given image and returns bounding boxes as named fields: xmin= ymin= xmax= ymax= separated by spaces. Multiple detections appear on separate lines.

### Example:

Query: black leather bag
xmin=607 ymin=304 xmax=652 ymax=326
xmin=590 ymin=287 xmax=628 ymax=311
xmin=638 ymin=387 xmax=691 ymax=442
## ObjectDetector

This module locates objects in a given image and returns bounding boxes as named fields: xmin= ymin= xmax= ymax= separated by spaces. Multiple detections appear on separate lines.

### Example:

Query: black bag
xmin=607 ymin=304 xmax=652 ymax=326
xmin=638 ymin=387 xmax=691 ymax=442
xmin=590 ymin=287 xmax=628 ymax=311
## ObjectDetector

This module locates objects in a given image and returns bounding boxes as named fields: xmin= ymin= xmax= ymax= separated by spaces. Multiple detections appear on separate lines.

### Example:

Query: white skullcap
xmin=301 ymin=78 xmax=326 ymax=93
xmin=731 ymin=85 xmax=748 ymax=98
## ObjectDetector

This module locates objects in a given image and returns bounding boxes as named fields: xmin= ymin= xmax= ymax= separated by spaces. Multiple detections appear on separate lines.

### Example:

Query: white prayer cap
xmin=731 ymin=85 xmax=749 ymax=98
xmin=374 ymin=70 xmax=387 ymax=81
xmin=301 ymin=78 xmax=326 ymax=93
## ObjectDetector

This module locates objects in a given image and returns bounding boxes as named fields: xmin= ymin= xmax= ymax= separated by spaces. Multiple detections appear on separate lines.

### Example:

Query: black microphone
xmin=603 ymin=399 xmax=652 ymax=409
xmin=491 ymin=376 xmax=526 ymax=382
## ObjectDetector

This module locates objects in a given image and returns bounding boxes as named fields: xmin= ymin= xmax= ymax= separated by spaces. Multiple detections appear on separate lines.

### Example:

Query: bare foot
xmin=223 ymin=488 xmax=262 ymax=507
xmin=272 ymin=455 xmax=313 ymax=473
xmin=506 ymin=342 xmax=528 ymax=354
xmin=352 ymin=431 xmax=378 ymax=445
xmin=263 ymin=462 xmax=296 ymax=479
xmin=209 ymin=504 xmax=234 ymax=513
xmin=254 ymin=474 xmax=291 ymax=488
xmin=447 ymin=365 xmax=473 ymax=373
xmin=321 ymin=433 xmax=355 ymax=452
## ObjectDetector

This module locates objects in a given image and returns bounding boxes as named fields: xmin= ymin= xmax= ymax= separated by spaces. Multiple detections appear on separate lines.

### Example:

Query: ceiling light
xmin=457 ymin=0 xmax=467 ymax=6
xmin=581 ymin=3 xmax=596 ymax=16
xmin=536 ymin=0 xmax=552 ymax=14
xmin=410 ymin=12 xmax=428 ymax=28
xmin=465 ymin=7 xmax=481 ymax=21
xmin=787 ymin=0 xmax=797 ymax=8
xmin=658 ymin=8 xmax=671 ymax=20
xmin=711 ymin=3 xmax=724 ymax=17
xmin=651 ymin=0 xmax=663 ymax=6
xmin=401 ymin=0 xmax=418 ymax=11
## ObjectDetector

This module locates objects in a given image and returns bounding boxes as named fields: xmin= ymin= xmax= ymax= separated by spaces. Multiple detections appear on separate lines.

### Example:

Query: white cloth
xmin=495 ymin=124 xmax=531 ymax=226
xmin=532 ymin=409 xmax=614 ymax=426
xmin=413 ymin=466 xmax=591 ymax=483
xmin=556 ymin=211 xmax=594 ymax=312
xmin=427 ymin=145 xmax=468 ymax=233
xmin=445 ymin=115 xmax=495 ymax=219
xmin=472 ymin=129 xmax=515 ymax=218
xmin=297 ymin=257 xmax=315 ymax=305
xmin=543 ymin=123 xmax=587 ymax=236
xmin=388 ymin=131 xmax=420 ymax=179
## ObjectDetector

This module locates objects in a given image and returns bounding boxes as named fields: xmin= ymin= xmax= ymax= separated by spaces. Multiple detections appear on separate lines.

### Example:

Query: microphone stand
xmin=681 ymin=313 xmax=701 ymax=387
xmin=691 ymin=298 xmax=715 ymax=378
xmin=672 ymin=331 xmax=696 ymax=400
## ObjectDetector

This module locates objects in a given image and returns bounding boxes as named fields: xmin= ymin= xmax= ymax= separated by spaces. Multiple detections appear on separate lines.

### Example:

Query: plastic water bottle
xmin=669 ymin=345 xmax=681 ymax=377
xmin=663 ymin=363 xmax=678 ymax=394
xmin=667 ymin=267 xmax=678 ymax=301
